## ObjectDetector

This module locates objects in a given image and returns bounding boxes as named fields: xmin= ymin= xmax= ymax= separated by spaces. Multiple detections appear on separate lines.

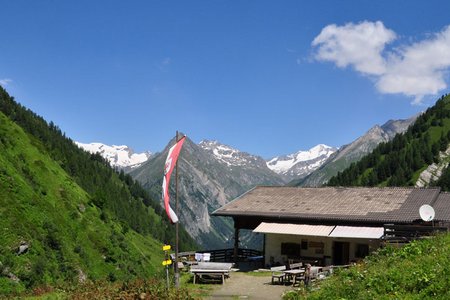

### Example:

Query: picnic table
xmin=271 ymin=262 xmax=304 ymax=285
xmin=284 ymin=268 xmax=306 ymax=286
xmin=190 ymin=262 xmax=233 ymax=284
xmin=281 ymin=265 xmax=324 ymax=286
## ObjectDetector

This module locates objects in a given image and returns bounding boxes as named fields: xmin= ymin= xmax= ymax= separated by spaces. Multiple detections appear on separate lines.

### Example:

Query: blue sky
xmin=1 ymin=1 xmax=450 ymax=158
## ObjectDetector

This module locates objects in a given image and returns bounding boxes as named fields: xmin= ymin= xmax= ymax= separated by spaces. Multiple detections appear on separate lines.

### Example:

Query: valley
xmin=2 ymin=3 xmax=450 ymax=298
xmin=76 ymin=115 xmax=418 ymax=249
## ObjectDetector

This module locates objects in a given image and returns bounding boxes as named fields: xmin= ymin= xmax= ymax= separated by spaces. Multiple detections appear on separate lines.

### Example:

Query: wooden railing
xmin=196 ymin=248 xmax=262 ymax=262
xmin=382 ymin=224 xmax=448 ymax=244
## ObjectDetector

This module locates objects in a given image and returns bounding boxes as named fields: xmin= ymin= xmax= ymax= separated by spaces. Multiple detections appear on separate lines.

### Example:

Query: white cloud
xmin=312 ymin=21 xmax=450 ymax=104
xmin=0 ymin=78 xmax=13 ymax=87
xmin=312 ymin=21 xmax=396 ymax=76
xmin=377 ymin=25 xmax=450 ymax=103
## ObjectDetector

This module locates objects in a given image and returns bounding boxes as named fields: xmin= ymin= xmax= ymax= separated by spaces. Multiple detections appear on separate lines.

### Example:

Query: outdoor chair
xmin=270 ymin=265 xmax=286 ymax=285
xmin=289 ymin=262 xmax=303 ymax=269
xmin=292 ymin=271 xmax=306 ymax=287
xmin=317 ymin=266 xmax=332 ymax=279
xmin=177 ymin=262 xmax=185 ymax=271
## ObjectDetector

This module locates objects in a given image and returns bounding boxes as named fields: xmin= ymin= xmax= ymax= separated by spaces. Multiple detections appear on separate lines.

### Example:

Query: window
xmin=355 ymin=244 xmax=369 ymax=258
xmin=281 ymin=243 xmax=300 ymax=257
xmin=301 ymin=239 xmax=308 ymax=250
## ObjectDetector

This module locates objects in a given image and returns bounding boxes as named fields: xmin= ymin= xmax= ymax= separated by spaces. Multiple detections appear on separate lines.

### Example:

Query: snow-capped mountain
xmin=199 ymin=140 xmax=265 ymax=168
xmin=75 ymin=142 xmax=152 ymax=169
xmin=266 ymin=144 xmax=338 ymax=181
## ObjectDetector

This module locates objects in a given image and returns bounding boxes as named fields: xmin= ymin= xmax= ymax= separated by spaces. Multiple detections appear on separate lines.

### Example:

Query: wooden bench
xmin=270 ymin=265 xmax=286 ymax=284
xmin=177 ymin=262 xmax=185 ymax=271
xmin=300 ymin=257 xmax=321 ymax=265
xmin=285 ymin=262 xmax=304 ymax=285
xmin=288 ymin=262 xmax=303 ymax=269
xmin=190 ymin=262 xmax=233 ymax=284
xmin=191 ymin=269 xmax=229 ymax=284
xmin=292 ymin=270 xmax=306 ymax=286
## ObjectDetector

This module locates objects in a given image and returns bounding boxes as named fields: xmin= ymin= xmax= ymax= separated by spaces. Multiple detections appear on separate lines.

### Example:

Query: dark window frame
xmin=281 ymin=242 xmax=301 ymax=257
xmin=355 ymin=243 xmax=369 ymax=258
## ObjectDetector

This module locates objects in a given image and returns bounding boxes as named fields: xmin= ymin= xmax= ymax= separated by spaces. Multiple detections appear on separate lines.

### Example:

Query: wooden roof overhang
xmin=212 ymin=186 xmax=443 ymax=230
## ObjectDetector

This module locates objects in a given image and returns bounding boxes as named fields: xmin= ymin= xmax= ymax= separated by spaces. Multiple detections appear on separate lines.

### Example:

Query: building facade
xmin=212 ymin=186 xmax=450 ymax=266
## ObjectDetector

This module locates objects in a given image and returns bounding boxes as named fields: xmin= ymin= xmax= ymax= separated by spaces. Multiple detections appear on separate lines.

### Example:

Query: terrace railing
xmin=196 ymin=248 xmax=262 ymax=262
xmin=382 ymin=224 xmax=448 ymax=244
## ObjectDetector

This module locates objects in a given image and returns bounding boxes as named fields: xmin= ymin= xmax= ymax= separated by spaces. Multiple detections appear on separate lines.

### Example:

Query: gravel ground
xmin=205 ymin=272 xmax=293 ymax=300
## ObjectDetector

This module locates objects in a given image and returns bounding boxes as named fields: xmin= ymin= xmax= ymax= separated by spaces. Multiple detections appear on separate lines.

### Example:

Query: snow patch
xmin=267 ymin=144 xmax=336 ymax=174
xmin=75 ymin=142 xmax=152 ymax=169
xmin=199 ymin=140 xmax=259 ymax=167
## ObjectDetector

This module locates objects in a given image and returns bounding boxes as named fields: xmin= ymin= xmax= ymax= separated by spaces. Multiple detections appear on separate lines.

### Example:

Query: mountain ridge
xmin=72 ymin=114 xmax=420 ymax=249
xmin=75 ymin=142 xmax=152 ymax=169
xmin=327 ymin=94 xmax=450 ymax=188
xmin=294 ymin=115 xmax=418 ymax=187
xmin=267 ymin=144 xmax=337 ymax=182
xmin=99 ymin=115 xmax=418 ymax=248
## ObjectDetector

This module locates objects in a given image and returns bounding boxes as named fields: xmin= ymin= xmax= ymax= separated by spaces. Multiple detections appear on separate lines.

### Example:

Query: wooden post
xmin=233 ymin=227 xmax=239 ymax=264
xmin=262 ymin=233 xmax=266 ymax=268
xmin=174 ymin=131 xmax=180 ymax=288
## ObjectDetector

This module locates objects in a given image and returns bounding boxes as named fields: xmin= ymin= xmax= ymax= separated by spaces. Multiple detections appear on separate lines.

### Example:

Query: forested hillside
xmin=328 ymin=94 xmax=450 ymax=188
xmin=0 ymin=87 xmax=196 ymax=295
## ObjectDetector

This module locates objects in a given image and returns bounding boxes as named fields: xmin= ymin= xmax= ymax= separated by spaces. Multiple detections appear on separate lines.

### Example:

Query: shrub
xmin=284 ymin=233 xmax=450 ymax=300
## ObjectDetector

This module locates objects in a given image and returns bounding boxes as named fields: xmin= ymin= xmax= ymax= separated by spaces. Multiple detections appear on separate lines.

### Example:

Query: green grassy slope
xmin=285 ymin=233 xmax=450 ymax=299
xmin=0 ymin=86 xmax=197 ymax=296
xmin=0 ymin=87 xmax=196 ymax=252
xmin=0 ymin=111 xmax=166 ymax=294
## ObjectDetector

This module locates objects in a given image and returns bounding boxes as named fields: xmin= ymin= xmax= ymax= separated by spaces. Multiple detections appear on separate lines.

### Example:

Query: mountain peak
xmin=298 ymin=115 xmax=418 ymax=187
xmin=75 ymin=142 xmax=152 ymax=169
xmin=130 ymin=137 xmax=284 ymax=248
xmin=381 ymin=115 xmax=419 ymax=139
xmin=266 ymin=144 xmax=337 ymax=181
xmin=199 ymin=140 xmax=262 ymax=167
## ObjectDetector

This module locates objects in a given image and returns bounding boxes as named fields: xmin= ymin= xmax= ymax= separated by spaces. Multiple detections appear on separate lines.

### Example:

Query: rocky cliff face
xmin=130 ymin=137 xmax=284 ymax=248
xmin=416 ymin=145 xmax=450 ymax=187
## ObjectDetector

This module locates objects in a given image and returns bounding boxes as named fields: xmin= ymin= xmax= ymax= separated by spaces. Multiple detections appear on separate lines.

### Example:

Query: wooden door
xmin=333 ymin=241 xmax=350 ymax=265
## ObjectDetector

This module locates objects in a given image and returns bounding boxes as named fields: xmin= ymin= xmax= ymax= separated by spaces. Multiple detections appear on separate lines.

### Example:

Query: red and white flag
xmin=162 ymin=136 xmax=186 ymax=224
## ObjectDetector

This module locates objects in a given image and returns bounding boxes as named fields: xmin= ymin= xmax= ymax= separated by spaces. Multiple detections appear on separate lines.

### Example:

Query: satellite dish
xmin=419 ymin=204 xmax=435 ymax=222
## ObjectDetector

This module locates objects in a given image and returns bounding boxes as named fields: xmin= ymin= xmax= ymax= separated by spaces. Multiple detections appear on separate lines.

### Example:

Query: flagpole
xmin=175 ymin=131 xmax=180 ymax=289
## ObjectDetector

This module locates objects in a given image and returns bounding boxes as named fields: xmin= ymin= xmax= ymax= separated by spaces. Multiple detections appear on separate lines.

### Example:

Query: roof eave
xmin=212 ymin=210 xmax=422 ymax=224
